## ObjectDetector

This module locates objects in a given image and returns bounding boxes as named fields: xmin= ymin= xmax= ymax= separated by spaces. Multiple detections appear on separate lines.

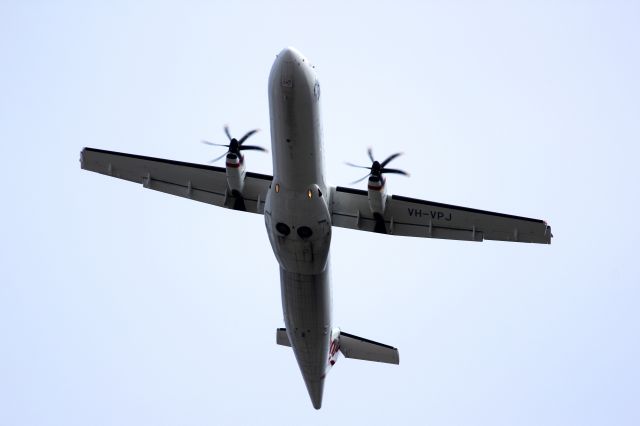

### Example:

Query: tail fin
xmin=276 ymin=327 xmax=399 ymax=365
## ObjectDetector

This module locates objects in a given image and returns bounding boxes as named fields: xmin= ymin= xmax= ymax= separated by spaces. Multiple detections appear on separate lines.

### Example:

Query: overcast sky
xmin=1 ymin=1 xmax=639 ymax=424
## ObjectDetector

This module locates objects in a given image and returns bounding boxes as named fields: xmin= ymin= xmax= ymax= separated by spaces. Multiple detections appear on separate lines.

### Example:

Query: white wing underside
xmin=80 ymin=148 xmax=272 ymax=213
xmin=330 ymin=186 xmax=551 ymax=244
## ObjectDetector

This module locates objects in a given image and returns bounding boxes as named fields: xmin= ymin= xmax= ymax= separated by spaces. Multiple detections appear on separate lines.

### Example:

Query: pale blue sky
xmin=1 ymin=1 xmax=639 ymax=424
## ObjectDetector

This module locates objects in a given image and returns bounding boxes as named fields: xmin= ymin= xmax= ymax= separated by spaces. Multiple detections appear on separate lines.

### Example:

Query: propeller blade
xmin=201 ymin=140 xmax=229 ymax=147
xmin=239 ymin=129 xmax=259 ymax=144
xmin=345 ymin=161 xmax=371 ymax=170
xmin=208 ymin=152 xmax=229 ymax=164
xmin=367 ymin=147 xmax=375 ymax=163
xmin=348 ymin=147 xmax=409 ymax=185
xmin=224 ymin=125 xmax=232 ymax=141
xmin=381 ymin=167 xmax=409 ymax=176
xmin=350 ymin=173 xmax=372 ymax=185
xmin=381 ymin=152 xmax=403 ymax=167
xmin=239 ymin=145 xmax=267 ymax=152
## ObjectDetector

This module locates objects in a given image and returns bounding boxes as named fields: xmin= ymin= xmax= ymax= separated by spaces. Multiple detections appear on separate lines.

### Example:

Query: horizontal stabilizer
xmin=276 ymin=328 xmax=291 ymax=347
xmin=339 ymin=331 xmax=399 ymax=365
xmin=276 ymin=327 xmax=399 ymax=365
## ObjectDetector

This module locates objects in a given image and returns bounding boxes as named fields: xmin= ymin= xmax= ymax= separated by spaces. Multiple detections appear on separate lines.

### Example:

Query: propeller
xmin=202 ymin=125 xmax=267 ymax=164
xmin=346 ymin=147 xmax=409 ymax=184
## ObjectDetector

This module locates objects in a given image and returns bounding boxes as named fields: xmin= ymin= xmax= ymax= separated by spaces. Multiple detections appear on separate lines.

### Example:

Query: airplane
xmin=79 ymin=47 xmax=552 ymax=409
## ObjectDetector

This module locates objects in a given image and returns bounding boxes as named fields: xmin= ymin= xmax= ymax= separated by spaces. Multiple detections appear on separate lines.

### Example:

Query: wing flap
xmin=144 ymin=177 xmax=227 ymax=207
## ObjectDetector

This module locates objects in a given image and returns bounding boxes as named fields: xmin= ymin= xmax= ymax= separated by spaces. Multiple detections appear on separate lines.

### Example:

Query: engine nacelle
xmin=367 ymin=175 xmax=388 ymax=233
xmin=367 ymin=175 xmax=387 ymax=214
xmin=225 ymin=152 xmax=247 ymax=195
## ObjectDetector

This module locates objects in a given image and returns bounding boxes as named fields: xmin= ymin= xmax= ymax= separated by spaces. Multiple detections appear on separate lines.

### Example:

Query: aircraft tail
xmin=276 ymin=328 xmax=399 ymax=365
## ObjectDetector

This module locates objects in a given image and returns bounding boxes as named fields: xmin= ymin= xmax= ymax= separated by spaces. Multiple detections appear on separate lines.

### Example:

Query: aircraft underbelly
xmin=267 ymin=48 xmax=332 ymax=409
xmin=264 ymin=47 xmax=331 ymax=274
xmin=268 ymin=48 xmax=325 ymax=192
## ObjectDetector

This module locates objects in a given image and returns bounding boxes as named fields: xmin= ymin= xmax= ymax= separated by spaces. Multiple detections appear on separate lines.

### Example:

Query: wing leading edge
xmin=330 ymin=186 xmax=552 ymax=244
xmin=80 ymin=148 xmax=272 ymax=213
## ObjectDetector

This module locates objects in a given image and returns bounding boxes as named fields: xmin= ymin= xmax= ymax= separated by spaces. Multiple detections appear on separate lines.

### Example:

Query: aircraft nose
xmin=278 ymin=46 xmax=304 ymax=63
xmin=271 ymin=47 xmax=315 ymax=92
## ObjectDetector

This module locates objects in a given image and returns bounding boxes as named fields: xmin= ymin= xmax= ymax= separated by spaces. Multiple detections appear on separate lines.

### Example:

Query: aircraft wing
xmin=330 ymin=186 xmax=552 ymax=244
xmin=80 ymin=148 xmax=272 ymax=213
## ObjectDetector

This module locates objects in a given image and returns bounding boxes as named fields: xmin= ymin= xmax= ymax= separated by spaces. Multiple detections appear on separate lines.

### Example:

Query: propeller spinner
xmin=202 ymin=125 xmax=267 ymax=164
xmin=346 ymin=148 xmax=409 ymax=184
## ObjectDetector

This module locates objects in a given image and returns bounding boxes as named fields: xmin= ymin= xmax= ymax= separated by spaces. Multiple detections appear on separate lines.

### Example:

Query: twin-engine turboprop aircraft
xmin=80 ymin=47 xmax=552 ymax=409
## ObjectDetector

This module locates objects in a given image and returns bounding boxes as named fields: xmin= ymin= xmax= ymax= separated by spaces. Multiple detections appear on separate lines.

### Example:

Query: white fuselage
xmin=263 ymin=47 xmax=332 ymax=409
